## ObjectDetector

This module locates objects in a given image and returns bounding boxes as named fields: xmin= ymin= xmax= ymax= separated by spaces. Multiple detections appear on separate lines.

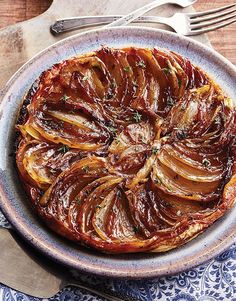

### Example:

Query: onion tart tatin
xmin=15 ymin=47 xmax=236 ymax=253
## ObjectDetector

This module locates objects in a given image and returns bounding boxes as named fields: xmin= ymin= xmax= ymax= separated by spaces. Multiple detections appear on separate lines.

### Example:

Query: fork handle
xmin=50 ymin=15 xmax=169 ymax=35
xmin=105 ymin=0 xmax=174 ymax=27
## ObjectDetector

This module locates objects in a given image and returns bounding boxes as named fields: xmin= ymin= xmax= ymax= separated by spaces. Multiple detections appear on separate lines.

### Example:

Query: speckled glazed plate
xmin=0 ymin=27 xmax=235 ymax=279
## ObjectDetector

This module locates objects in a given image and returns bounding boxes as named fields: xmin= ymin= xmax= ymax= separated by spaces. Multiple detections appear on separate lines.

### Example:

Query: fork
xmin=51 ymin=3 xmax=236 ymax=36
xmin=51 ymin=0 xmax=196 ymax=35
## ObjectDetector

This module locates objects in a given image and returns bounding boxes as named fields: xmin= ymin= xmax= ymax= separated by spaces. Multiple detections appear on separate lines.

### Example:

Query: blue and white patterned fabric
xmin=0 ymin=210 xmax=235 ymax=301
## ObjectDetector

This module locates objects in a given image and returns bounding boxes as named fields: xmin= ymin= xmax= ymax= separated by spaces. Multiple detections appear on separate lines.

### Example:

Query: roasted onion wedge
xmin=20 ymin=109 xmax=110 ymax=150
xmin=158 ymin=147 xmax=225 ymax=182
xmin=37 ymin=157 xmax=108 ymax=238
xmin=72 ymin=175 xmax=158 ymax=253
xmin=151 ymin=159 xmax=221 ymax=201
xmin=108 ymin=122 xmax=154 ymax=174
xmin=16 ymin=139 xmax=83 ymax=189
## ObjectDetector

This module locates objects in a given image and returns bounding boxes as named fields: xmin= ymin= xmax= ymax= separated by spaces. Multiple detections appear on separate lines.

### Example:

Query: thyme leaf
xmin=176 ymin=130 xmax=187 ymax=140
xmin=61 ymin=94 xmax=70 ymax=102
xmin=178 ymin=78 xmax=182 ymax=87
xmin=163 ymin=67 xmax=170 ymax=75
xmin=133 ymin=226 xmax=139 ymax=233
xmin=133 ymin=111 xmax=142 ymax=123
xmin=202 ymin=158 xmax=211 ymax=168
xmin=82 ymin=75 xmax=89 ymax=81
xmin=58 ymin=144 xmax=70 ymax=154
xmin=123 ymin=66 xmax=131 ymax=72
xmin=136 ymin=60 xmax=146 ymax=68
xmin=76 ymin=198 xmax=81 ymax=205
xmin=82 ymin=165 xmax=89 ymax=173
xmin=152 ymin=147 xmax=159 ymax=155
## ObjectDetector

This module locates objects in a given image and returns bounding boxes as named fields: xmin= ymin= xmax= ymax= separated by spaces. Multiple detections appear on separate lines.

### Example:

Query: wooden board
xmin=0 ymin=0 xmax=210 ymax=90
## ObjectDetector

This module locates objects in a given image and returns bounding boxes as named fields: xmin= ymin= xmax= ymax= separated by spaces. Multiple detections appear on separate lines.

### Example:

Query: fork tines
xmin=189 ymin=3 xmax=236 ymax=34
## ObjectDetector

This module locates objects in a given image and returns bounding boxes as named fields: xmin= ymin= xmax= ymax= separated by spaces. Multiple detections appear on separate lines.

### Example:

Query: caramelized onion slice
xmin=97 ymin=48 xmax=133 ymax=106
xmin=76 ymin=176 xmax=158 ymax=253
xmin=40 ymin=156 xmax=108 ymax=207
xmin=59 ymin=55 xmax=111 ymax=90
xmin=156 ymin=190 xmax=206 ymax=216
xmin=23 ymin=109 xmax=110 ymax=150
xmin=68 ymin=176 xmax=116 ymax=233
xmin=167 ymin=143 xmax=226 ymax=170
xmin=126 ymin=118 xmax=164 ymax=189
xmin=79 ymin=176 xmax=123 ymax=234
xmin=108 ymin=122 xmax=154 ymax=174
xmin=158 ymin=148 xmax=224 ymax=182
xmin=16 ymin=140 xmax=82 ymax=190
xmin=153 ymin=48 xmax=188 ymax=98
xmin=92 ymin=187 xmax=138 ymax=242
xmin=36 ymin=156 xmax=109 ymax=241
xmin=126 ymin=185 xmax=173 ymax=238
xmin=151 ymin=160 xmax=221 ymax=201
xmin=109 ymin=122 xmax=154 ymax=153
xmin=23 ymin=142 xmax=64 ymax=188
xmin=127 ymin=48 xmax=164 ymax=114
xmin=163 ymin=85 xmax=213 ymax=136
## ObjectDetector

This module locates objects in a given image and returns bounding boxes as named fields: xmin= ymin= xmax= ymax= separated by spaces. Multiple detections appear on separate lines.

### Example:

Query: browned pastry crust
xmin=15 ymin=47 xmax=236 ymax=253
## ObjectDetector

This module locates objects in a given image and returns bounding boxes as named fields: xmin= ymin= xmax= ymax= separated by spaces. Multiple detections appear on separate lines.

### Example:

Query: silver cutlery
xmin=0 ymin=228 xmax=138 ymax=301
xmin=104 ymin=0 xmax=196 ymax=27
xmin=51 ymin=3 xmax=236 ymax=36
xmin=51 ymin=0 xmax=196 ymax=35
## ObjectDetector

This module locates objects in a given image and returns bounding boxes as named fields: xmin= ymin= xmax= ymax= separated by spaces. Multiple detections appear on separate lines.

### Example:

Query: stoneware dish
xmin=0 ymin=27 xmax=235 ymax=279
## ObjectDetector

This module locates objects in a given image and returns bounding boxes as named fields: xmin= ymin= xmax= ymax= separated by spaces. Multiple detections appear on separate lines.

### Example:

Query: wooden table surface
xmin=0 ymin=0 xmax=235 ymax=65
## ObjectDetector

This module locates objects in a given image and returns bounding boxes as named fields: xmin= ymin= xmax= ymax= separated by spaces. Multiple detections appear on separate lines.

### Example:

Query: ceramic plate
xmin=0 ymin=26 xmax=235 ymax=279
